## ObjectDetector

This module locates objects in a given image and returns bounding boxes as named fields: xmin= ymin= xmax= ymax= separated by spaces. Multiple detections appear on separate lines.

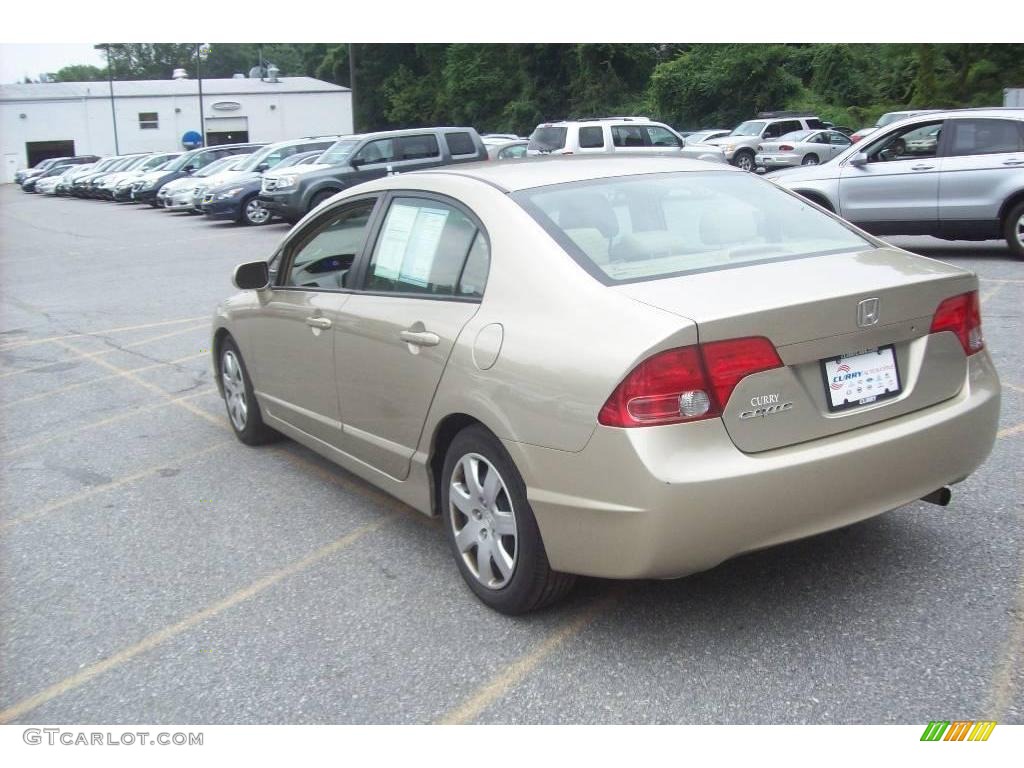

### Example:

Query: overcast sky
xmin=0 ymin=43 xmax=107 ymax=83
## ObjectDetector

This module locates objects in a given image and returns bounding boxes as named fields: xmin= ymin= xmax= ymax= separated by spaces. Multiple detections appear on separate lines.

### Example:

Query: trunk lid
xmin=614 ymin=247 xmax=977 ymax=452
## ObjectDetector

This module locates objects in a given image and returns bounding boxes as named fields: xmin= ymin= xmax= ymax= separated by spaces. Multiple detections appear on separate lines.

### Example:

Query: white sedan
xmin=756 ymin=129 xmax=852 ymax=170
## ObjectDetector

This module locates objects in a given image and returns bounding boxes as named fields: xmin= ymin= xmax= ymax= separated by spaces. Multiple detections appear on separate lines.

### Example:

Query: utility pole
xmin=196 ymin=44 xmax=207 ymax=147
xmin=348 ymin=43 xmax=356 ymax=133
xmin=105 ymin=44 xmax=120 ymax=154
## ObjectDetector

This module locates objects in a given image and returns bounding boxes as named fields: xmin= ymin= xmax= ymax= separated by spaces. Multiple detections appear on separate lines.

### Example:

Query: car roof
xmin=415 ymin=155 xmax=740 ymax=193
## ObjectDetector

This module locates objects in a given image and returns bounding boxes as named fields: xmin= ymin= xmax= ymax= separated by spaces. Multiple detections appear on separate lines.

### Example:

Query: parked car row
xmin=16 ymin=110 xmax=1024 ymax=258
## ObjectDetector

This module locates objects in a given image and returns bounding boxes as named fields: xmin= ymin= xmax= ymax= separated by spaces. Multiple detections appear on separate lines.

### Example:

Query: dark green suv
xmin=258 ymin=127 xmax=488 ymax=223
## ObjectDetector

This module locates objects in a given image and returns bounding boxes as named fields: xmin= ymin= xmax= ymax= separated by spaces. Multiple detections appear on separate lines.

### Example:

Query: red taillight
xmin=850 ymin=134 xmax=862 ymax=143
xmin=930 ymin=291 xmax=984 ymax=355
xmin=598 ymin=337 xmax=782 ymax=428
xmin=701 ymin=337 xmax=784 ymax=410
xmin=779 ymin=144 xmax=794 ymax=151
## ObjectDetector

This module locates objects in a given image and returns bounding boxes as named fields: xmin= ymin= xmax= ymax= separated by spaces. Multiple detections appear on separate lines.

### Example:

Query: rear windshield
xmin=528 ymin=126 xmax=568 ymax=152
xmin=513 ymin=172 xmax=870 ymax=283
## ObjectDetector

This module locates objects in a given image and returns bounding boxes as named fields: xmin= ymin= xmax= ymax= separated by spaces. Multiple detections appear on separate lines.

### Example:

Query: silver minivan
xmin=771 ymin=108 xmax=1024 ymax=258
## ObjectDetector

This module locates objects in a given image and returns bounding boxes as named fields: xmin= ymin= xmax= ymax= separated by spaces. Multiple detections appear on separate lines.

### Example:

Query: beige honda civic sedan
xmin=212 ymin=156 xmax=1001 ymax=614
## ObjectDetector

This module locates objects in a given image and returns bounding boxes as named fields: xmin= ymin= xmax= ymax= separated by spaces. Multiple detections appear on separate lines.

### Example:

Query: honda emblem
xmin=857 ymin=297 xmax=880 ymax=328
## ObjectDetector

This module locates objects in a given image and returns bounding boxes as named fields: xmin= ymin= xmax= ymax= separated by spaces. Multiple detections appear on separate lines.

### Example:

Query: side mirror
xmin=256 ymin=162 xmax=270 ymax=173
xmin=350 ymin=157 xmax=365 ymax=168
xmin=848 ymin=152 xmax=868 ymax=167
xmin=233 ymin=261 xmax=270 ymax=291
xmin=183 ymin=166 xmax=195 ymax=175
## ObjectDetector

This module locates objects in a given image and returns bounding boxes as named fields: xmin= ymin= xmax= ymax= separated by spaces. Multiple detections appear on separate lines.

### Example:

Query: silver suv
xmin=771 ymin=108 xmax=1024 ymax=259
xmin=706 ymin=113 xmax=826 ymax=171
xmin=527 ymin=117 xmax=726 ymax=163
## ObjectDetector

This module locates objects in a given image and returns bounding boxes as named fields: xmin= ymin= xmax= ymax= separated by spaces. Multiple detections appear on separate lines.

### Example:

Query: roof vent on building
xmin=172 ymin=68 xmax=189 ymax=80
xmin=232 ymin=73 xmax=245 ymax=79
xmin=266 ymin=65 xmax=280 ymax=83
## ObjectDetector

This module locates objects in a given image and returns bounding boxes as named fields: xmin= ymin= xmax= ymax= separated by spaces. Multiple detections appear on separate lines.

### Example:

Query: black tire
xmin=802 ymin=153 xmax=820 ymax=166
xmin=219 ymin=337 xmax=279 ymax=446
xmin=308 ymin=190 xmax=336 ymax=213
xmin=239 ymin=194 xmax=272 ymax=226
xmin=733 ymin=150 xmax=755 ymax=172
xmin=1003 ymin=200 xmax=1024 ymax=260
xmin=441 ymin=425 xmax=575 ymax=614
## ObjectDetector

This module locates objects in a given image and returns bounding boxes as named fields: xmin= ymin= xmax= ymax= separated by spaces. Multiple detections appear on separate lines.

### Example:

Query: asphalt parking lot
xmin=0 ymin=183 xmax=1022 ymax=725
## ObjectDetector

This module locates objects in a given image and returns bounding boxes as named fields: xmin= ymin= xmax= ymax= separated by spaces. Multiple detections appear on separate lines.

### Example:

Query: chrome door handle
xmin=911 ymin=164 xmax=934 ymax=171
xmin=399 ymin=329 xmax=440 ymax=347
xmin=1003 ymin=159 xmax=1024 ymax=166
xmin=305 ymin=316 xmax=332 ymax=329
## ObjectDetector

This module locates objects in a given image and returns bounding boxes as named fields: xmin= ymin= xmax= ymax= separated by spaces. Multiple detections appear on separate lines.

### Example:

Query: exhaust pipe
xmin=921 ymin=486 xmax=952 ymax=507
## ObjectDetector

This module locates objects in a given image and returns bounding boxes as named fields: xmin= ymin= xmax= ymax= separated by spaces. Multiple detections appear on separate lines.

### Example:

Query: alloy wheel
xmin=803 ymin=155 xmax=819 ymax=165
xmin=449 ymin=453 xmax=518 ymax=589
xmin=1016 ymin=212 xmax=1024 ymax=250
xmin=221 ymin=349 xmax=248 ymax=431
xmin=736 ymin=153 xmax=754 ymax=171
xmin=245 ymin=198 xmax=271 ymax=225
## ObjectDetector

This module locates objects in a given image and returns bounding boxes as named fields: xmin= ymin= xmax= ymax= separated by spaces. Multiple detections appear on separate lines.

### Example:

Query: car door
xmin=334 ymin=193 xmax=490 ymax=480
xmin=242 ymin=196 xmax=381 ymax=447
xmin=349 ymin=138 xmax=398 ymax=185
xmin=937 ymin=117 xmax=1024 ymax=233
xmin=837 ymin=119 xmax=944 ymax=233
xmin=828 ymin=130 xmax=852 ymax=160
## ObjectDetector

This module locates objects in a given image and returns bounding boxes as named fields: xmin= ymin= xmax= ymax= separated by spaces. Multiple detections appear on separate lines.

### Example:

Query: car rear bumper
xmin=756 ymin=153 xmax=802 ymax=169
xmin=506 ymin=351 xmax=1001 ymax=580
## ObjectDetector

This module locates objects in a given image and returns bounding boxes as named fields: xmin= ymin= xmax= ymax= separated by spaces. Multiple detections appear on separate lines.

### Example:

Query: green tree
xmin=52 ymin=64 xmax=107 ymax=82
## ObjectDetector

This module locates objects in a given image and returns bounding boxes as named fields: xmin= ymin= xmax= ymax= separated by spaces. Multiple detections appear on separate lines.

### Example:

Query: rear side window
xmin=399 ymin=134 xmax=441 ymax=160
xmin=528 ymin=126 xmax=568 ymax=152
xmin=805 ymin=118 xmax=825 ymax=129
xmin=366 ymin=197 xmax=483 ymax=297
xmin=444 ymin=131 xmax=477 ymax=157
xmin=612 ymin=125 xmax=648 ymax=147
xmin=513 ymin=172 xmax=869 ymax=283
xmin=946 ymin=119 xmax=1024 ymax=156
xmin=578 ymin=126 xmax=605 ymax=148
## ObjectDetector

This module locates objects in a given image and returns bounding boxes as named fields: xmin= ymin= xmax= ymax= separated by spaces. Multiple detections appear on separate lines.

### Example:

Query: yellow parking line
xmin=0 ymin=323 xmax=209 ymax=381
xmin=2 ymin=386 xmax=218 ymax=459
xmin=0 ymin=439 xmax=232 ymax=530
xmin=52 ymin=339 xmax=223 ymax=427
xmin=1 ymin=352 xmax=209 ymax=409
xmin=1003 ymin=381 xmax=1024 ymax=395
xmin=979 ymin=277 xmax=1024 ymax=285
xmin=436 ymin=588 xmax=624 ymax=725
xmin=0 ymin=316 xmax=209 ymax=352
xmin=997 ymin=420 xmax=1024 ymax=439
xmin=0 ymin=516 xmax=392 ymax=724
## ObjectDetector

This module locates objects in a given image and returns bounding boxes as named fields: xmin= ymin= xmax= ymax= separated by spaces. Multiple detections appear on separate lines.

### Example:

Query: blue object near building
xmin=182 ymin=131 xmax=203 ymax=149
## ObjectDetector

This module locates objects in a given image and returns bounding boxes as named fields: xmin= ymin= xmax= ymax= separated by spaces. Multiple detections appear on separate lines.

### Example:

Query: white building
xmin=1 ymin=75 xmax=353 ymax=182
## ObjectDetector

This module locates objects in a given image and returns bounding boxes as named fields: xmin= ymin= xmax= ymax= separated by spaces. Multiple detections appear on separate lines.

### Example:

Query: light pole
xmin=105 ymin=44 xmax=119 ymax=154
xmin=196 ymin=44 xmax=211 ymax=146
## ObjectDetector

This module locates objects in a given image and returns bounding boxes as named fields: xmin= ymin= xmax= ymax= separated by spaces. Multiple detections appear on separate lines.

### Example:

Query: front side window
xmin=578 ymin=126 xmax=605 ymax=149
xmin=318 ymin=139 xmax=360 ymax=166
xmin=353 ymin=139 xmax=396 ymax=166
xmin=763 ymin=120 xmax=801 ymax=139
xmin=946 ymin=118 xmax=1023 ymax=156
xmin=646 ymin=126 xmax=681 ymax=148
xmin=139 ymin=112 xmax=158 ymax=130
xmin=497 ymin=144 xmax=527 ymax=160
xmin=864 ymin=120 xmax=944 ymax=162
xmin=514 ymin=172 xmax=869 ymax=283
xmin=366 ymin=197 xmax=483 ymax=297
xmin=284 ymin=199 xmax=376 ymax=289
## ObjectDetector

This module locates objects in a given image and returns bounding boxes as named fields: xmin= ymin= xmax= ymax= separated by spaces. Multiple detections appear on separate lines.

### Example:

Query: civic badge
xmin=857 ymin=297 xmax=880 ymax=328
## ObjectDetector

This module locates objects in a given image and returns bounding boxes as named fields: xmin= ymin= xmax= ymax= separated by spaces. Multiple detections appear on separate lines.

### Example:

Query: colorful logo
xmin=920 ymin=721 xmax=997 ymax=741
